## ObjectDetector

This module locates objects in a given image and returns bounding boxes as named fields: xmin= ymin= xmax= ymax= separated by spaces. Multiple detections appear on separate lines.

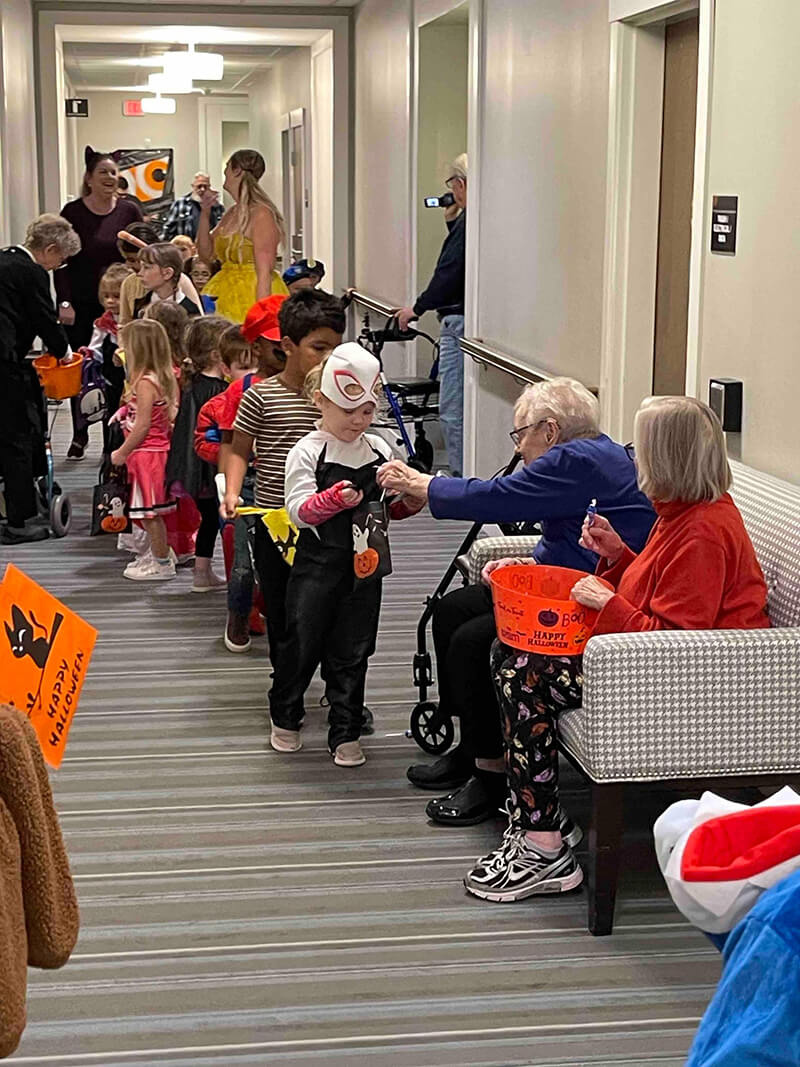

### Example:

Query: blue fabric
xmin=428 ymin=434 xmax=654 ymax=570
xmin=437 ymin=314 xmax=465 ymax=476
xmin=687 ymin=870 xmax=800 ymax=1067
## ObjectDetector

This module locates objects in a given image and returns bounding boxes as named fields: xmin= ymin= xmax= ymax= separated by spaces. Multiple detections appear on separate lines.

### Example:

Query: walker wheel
xmin=409 ymin=701 xmax=454 ymax=755
xmin=49 ymin=493 xmax=72 ymax=538
xmin=413 ymin=436 xmax=434 ymax=472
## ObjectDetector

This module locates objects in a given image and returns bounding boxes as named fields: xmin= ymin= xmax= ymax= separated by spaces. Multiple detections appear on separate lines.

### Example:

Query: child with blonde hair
xmin=87 ymin=262 xmax=133 ymax=452
xmin=269 ymin=343 xmax=422 ymax=766
xmin=143 ymin=300 xmax=190 ymax=383
xmin=110 ymin=319 xmax=180 ymax=581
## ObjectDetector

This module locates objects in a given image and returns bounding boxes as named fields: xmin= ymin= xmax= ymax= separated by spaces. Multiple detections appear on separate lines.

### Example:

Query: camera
xmin=424 ymin=192 xmax=455 ymax=209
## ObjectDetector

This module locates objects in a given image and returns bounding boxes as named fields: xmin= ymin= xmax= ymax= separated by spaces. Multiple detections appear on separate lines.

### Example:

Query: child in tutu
xmin=110 ymin=319 xmax=179 ymax=580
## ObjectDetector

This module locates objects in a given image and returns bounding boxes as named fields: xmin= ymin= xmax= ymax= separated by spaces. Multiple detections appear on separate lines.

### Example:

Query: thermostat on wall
xmin=711 ymin=195 xmax=738 ymax=255
xmin=709 ymin=378 xmax=742 ymax=433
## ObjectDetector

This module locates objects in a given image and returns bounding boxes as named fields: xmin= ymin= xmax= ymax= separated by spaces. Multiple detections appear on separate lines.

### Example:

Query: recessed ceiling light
xmin=163 ymin=48 xmax=224 ymax=82
xmin=141 ymin=95 xmax=177 ymax=115
xmin=148 ymin=71 xmax=193 ymax=95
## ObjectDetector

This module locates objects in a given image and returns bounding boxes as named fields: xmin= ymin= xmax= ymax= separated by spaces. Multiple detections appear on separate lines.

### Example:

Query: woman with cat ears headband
xmin=55 ymin=146 xmax=143 ymax=459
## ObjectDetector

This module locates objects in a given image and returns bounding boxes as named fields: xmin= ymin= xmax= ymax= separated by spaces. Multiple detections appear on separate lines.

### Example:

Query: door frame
xmin=599 ymin=0 xmax=715 ymax=441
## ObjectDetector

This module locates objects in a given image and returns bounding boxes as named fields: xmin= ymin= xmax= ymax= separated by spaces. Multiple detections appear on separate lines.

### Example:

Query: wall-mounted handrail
xmin=460 ymin=337 xmax=599 ymax=395
xmin=346 ymin=289 xmax=399 ymax=319
xmin=459 ymin=337 xmax=553 ymax=385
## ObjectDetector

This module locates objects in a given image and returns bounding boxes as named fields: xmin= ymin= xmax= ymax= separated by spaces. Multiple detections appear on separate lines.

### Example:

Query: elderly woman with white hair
xmin=0 ymin=214 xmax=81 ymax=543
xmin=397 ymin=153 xmax=468 ymax=475
xmin=377 ymin=377 xmax=655 ymax=824
xmin=461 ymin=396 xmax=770 ymax=904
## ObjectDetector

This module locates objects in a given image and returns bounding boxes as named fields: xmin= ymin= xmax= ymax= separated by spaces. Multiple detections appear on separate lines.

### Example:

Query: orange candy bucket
xmin=489 ymin=564 xmax=612 ymax=655
xmin=33 ymin=352 xmax=83 ymax=400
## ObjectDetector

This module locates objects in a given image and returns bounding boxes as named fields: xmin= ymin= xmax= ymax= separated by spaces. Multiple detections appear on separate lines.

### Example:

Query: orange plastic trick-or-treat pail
xmin=32 ymin=352 xmax=84 ymax=400
xmin=489 ymin=564 xmax=613 ymax=655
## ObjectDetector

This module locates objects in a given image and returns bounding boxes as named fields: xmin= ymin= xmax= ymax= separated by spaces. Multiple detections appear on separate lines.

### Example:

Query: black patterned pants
xmin=490 ymin=641 xmax=583 ymax=832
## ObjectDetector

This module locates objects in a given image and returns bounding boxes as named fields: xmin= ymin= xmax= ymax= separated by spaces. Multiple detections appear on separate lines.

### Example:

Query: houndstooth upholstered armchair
xmin=465 ymin=460 xmax=800 ymax=934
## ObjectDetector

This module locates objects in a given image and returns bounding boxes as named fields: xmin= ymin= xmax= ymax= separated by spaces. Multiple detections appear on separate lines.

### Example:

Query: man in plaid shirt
xmin=160 ymin=172 xmax=224 ymax=241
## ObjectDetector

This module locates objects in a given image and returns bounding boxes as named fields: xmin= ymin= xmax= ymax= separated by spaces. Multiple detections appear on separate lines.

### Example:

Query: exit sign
xmin=65 ymin=98 xmax=88 ymax=118
xmin=123 ymin=99 xmax=144 ymax=117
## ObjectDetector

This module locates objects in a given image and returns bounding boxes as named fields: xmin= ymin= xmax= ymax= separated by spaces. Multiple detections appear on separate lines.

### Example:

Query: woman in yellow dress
xmin=195 ymin=149 xmax=288 ymax=323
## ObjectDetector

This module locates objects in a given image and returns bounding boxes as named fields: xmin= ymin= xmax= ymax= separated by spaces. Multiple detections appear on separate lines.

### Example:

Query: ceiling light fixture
xmin=162 ymin=44 xmax=224 ymax=82
xmin=141 ymin=94 xmax=177 ymax=115
xmin=148 ymin=70 xmax=193 ymax=95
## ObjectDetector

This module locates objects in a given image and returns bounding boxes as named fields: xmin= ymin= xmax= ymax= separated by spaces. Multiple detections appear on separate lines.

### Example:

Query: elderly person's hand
xmin=579 ymin=513 xmax=625 ymax=564
xmin=377 ymin=460 xmax=433 ymax=500
xmin=481 ymin=556 xmax=533 ymax=585
xmin=571 ymin=575 xmax=614 ymax=611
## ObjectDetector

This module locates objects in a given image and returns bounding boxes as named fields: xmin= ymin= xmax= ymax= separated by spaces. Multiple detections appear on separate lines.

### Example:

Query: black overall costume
xmin=269 ymin=442 xmax=388 ymax=750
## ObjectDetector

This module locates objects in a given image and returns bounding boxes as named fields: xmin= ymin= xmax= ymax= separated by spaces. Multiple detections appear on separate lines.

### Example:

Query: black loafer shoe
xmin=426 ymin=774 xmax=508 ymax=826
xmin=1 ymin=521 xmax=50 ymax=545
xmin=407 ymin=745 xmax=472 ymax=791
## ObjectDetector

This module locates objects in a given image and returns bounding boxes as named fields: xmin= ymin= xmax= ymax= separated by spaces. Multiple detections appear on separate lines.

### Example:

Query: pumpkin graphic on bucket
xmin=489 ymin=564 xmax=612 ymax=655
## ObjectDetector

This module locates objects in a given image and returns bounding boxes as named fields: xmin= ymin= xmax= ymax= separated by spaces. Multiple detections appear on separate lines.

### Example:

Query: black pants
xmin=195 ymin=495 xmax=221 ymax=559
xmin=253 ymin=519 xmax=291 ymax=664
xmin=270 ymin=534 xmax=382 ymax=749
xmin=65 ymin=301 xmax=101 ymax=447
xmin=102 ymin=367 xmax=125 ymax=454
xmin=0 ymin=362 xmax=45 ymax=527
xmin=491 ymin=642 xmax=583 ymax=831
xmin=432 ymin=583 xmax=504 ymax=760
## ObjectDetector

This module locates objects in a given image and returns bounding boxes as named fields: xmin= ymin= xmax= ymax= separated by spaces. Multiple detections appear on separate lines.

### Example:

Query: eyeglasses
xmin=445 ymin=175 xmax=464 ymax=187
xmin=508 ymin=418 xmax=556 ymax=447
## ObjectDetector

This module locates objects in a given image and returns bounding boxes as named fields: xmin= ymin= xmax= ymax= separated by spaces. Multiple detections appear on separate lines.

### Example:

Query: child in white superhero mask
xmin=271 ymin=343 xmax=423 ymax=766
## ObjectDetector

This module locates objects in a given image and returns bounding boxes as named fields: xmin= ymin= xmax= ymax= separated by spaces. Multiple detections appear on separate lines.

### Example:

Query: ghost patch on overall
xmin=352 ymin=500 xmax=392 ymax=581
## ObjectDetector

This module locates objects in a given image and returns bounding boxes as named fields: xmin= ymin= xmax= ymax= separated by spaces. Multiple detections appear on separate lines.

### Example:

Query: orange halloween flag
xmin=0 ymin=564 xmax=97 ymax=768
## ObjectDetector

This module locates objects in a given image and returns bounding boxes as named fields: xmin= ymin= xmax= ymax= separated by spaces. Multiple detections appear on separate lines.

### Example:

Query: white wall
xmin=311 ymin=40 xmax=334 ymax=274
xmin=697 ymin=0 xmax=800 ymax=484
xmin=0 ymin=0 xmax=38 ymax=243
xmin=248 ymin=49 xmax=312 ymax=215
xmin=66 ymin=92 xmax=201 ymax=203
xmin=476 ymin=0 xmax=610 ymax=386
xmin=354 ymin=0 xmax=412 ymax=307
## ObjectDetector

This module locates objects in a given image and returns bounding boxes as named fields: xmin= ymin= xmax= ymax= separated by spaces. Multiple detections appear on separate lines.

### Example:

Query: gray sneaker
xmin=464 ymin=824 xmax=584 ymax=902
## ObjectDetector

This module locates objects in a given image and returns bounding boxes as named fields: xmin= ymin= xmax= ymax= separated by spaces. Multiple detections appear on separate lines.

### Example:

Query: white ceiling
xmin=63 ymin=42 xmax=306 ymax=94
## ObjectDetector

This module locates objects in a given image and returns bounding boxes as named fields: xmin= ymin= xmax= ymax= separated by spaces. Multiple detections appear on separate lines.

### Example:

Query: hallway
xmin=5 ymin=411 xmax=720 ymax=1066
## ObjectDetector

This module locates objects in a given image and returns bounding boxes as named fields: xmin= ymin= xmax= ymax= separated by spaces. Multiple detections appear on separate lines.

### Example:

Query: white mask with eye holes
xmin=320 ymin=343 xmax=382 ymax=410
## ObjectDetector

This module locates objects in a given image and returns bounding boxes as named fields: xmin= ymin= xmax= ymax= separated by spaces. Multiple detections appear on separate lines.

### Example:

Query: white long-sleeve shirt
xmin=285 ymin=429 xmax=393 ymax=529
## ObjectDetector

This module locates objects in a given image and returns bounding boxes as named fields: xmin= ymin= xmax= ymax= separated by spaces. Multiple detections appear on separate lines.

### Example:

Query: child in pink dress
xmin=110 ymin=319 xmax=179 ymax=581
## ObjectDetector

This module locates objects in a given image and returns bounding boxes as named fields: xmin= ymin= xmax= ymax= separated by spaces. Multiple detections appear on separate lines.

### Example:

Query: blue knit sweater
xmin=428 ymin=434 xmax=655 ymax=570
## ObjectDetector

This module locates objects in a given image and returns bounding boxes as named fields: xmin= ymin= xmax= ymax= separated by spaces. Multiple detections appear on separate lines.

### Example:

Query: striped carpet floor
xmin=4 ymin=407 xmax=720 ymax=1066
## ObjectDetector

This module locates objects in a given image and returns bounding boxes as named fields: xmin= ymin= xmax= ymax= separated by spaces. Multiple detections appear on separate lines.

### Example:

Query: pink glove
xmin=298 ymin=480 xmax=363 ymax=526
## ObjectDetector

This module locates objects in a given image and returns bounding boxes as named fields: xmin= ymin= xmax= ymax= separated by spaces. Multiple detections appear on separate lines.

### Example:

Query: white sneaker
xmin=270 ymin=725 xmax=302 ymax=752
xmin=123 ymin=555 xmax=177 ymax=582
xmin=332 ymin=740 xmax=366 ymax=767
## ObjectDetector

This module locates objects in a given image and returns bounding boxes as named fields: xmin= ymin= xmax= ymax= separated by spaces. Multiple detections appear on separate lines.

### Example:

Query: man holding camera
xmin=397 ymin=153 xmax=467 ymax=477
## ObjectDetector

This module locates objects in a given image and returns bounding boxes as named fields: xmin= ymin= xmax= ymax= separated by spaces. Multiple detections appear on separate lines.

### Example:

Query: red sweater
xmin=594 ymin=494 xmax=770 ymax=635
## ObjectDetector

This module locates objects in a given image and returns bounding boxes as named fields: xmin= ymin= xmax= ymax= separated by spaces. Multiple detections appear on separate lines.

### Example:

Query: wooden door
xmin=652 ymin=15 xmax=699 ymax=395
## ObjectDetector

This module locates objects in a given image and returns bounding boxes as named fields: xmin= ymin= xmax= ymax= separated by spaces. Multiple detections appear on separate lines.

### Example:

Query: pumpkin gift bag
xmin=91 ymin=469 xmax=131 ymax=536
xmin=352 ymin=500 xmax=392 ymax=582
